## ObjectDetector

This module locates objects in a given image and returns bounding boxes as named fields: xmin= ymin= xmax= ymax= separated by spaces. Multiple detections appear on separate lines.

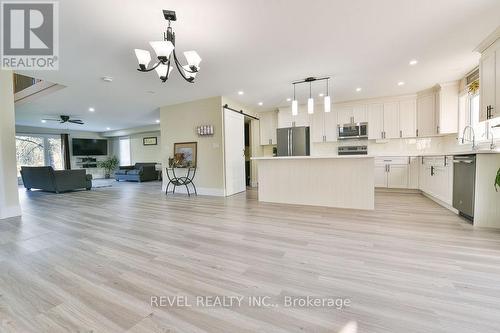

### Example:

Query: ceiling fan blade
xmin=68 ymin=120 xmax=84 ymax=124
xmin=42 ymin=119 xmax=61 ymax=122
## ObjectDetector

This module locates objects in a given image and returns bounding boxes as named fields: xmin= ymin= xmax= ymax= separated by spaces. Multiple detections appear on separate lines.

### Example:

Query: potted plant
xmin=97 ymin=156 xmax=119 ymax=179
xmin=496 ymin=168 xmax=500 ymax=192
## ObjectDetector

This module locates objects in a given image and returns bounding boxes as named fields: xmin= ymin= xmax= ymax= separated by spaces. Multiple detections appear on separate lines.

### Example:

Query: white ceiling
xmin=14 ymin=0 xmax=500 ymax=132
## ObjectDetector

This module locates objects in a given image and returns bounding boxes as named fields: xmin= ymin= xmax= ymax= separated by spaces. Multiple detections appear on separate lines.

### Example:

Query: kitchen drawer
xmin=375 ymin=156 xmax=410 ymax=166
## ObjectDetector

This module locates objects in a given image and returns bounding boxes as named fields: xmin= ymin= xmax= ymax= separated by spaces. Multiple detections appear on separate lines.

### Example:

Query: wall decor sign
xmin=174 ymin=142 xmax=197 ymax=167
xmin=143 ymin=137 xmax=158 ymax=145
xmin=196 ymin=125 xmax=214 ymax=136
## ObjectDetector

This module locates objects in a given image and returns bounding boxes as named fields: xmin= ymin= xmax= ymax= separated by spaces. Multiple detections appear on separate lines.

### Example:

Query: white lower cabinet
xmin=375 ymin=157 xmax=410 ymax=189
xmin=418 ymin=156 xmax=453 ymax=205
xmin=387 ymin=164 xmax=409 ymax=188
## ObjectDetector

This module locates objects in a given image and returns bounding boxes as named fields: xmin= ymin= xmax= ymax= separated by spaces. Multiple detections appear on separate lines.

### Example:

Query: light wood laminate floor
xmin=1 ymin=181 xmax=500 ymax=332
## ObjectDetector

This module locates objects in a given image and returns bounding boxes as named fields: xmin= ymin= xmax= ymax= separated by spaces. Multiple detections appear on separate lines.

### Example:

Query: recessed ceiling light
xmin=318 ymin=93 xmax=324 ymax=97
xmin=238 ymin=91 xmax=244 ymax=95
xmin=356 ymin=87 xmax=362 ymax=92
xmin=102 ymin=76 xmax=113 ymax=82
xmin=286 ymin=98 xmax=292 ymax=102
xmin=155 ymin=119 xmax=160 ymax=123
xmin=106 ymin=127 xmax=111 ymax=130
xmin=409 ymin=59 xmax=418 ymax=66
xmin=41 ymin=119 xmax=47 ymax=123
xmin=88 ymin=107 xmax=95 ymax=112
xmin=258 ymin=102 xmax=263 ymax=106
xmin=397 ymin=81 xmax=405 ymax=86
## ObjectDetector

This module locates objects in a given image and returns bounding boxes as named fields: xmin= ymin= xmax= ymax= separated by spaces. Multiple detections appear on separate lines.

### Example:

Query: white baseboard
xmin=0 ymin=204 xmax=22 ymax=219
xmin=161 ymin=184 xmax=225 ymax=196
xmin=421 ymin=192 xmax=458 ymax=214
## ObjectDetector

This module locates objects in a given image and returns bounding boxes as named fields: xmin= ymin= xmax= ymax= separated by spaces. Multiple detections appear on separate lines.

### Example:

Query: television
xmin=72 ymin=138 xmax=108 ymax=156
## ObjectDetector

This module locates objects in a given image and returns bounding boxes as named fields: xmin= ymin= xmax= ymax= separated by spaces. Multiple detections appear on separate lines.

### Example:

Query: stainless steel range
xmin=338 ymin=145 xmax=368 ymax=155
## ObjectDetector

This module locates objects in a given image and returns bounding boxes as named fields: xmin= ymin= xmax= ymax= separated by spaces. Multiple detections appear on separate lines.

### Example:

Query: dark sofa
xmin=115 ymin=163 xmax=158 ymax=182
xmin=21 ymin=166 xmax=92 ymax=193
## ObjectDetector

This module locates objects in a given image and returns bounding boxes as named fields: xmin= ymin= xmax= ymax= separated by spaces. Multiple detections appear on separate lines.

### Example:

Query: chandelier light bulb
xmin=149 ymin=41 xmax=175 ymax=60
xmin=134 ymin=49 xmax=151 ymax=68
xmin=184 ymin=50 xmax=202 ymax=69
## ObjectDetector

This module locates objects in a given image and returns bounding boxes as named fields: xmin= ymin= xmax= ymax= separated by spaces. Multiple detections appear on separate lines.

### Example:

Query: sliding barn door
xmin=224 ymin=108 xmax=246 ymax=196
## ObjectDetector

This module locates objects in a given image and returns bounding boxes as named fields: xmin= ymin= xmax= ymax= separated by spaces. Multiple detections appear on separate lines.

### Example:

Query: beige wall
xmin=0 ymin=70 xmax=21 ymax=219
xmin=130 ymin=132 xmax=162 ymax=164
xmin=160 ymin=96 xmax=225 ymax=195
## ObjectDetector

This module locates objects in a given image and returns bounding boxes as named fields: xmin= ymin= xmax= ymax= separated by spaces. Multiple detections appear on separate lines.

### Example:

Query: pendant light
xmin=292 ymin=84 xmax=298 ymax=116
xmin=307 ymin=82 xmax=314 ymax=114
xmin=324 ymin=78 xmax=331 ymax=113
xmin=291 ymin=76 xmax=331 ymax=116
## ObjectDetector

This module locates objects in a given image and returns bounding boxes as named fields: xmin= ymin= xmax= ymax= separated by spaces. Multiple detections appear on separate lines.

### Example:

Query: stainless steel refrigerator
xmin=276 ymin=126 xmax=310 ymax=156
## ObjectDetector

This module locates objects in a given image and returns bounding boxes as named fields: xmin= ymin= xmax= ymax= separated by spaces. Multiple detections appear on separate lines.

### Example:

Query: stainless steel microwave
xmin=338 ymin=122 xmax=368 ymax=140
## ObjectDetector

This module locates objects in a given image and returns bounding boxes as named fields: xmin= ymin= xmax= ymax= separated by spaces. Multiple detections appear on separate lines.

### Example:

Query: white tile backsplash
xmin=311 ymin=134 xmax=480 ymax=156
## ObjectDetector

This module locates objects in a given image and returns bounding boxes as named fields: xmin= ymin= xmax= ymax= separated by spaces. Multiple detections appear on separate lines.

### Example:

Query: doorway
xmin=224 ymin=108 xmax=246 ymax=196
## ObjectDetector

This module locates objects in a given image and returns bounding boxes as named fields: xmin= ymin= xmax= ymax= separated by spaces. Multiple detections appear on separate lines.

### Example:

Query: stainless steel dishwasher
xmin=452 ymin=155 xmax=476 ymax=222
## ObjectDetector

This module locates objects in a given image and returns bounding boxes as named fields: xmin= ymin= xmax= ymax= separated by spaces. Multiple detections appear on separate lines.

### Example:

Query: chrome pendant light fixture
xmin=134 ymin=10 xmax=201 ymax=83
xmin=291 ymin=76 xmax=331 ymax=115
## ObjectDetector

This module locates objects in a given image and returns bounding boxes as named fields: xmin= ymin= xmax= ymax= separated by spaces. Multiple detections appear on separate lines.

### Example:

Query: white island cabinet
xmin=252 ymin=156 xmax=375 ymax=210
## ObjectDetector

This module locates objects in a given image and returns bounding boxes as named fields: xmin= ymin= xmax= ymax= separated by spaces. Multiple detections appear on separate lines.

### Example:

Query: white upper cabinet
xmin=399 ymin=99 xmax=417 ymax=138
xmin=278 ymin=106 xmax=310 ymax=128
xmin=353 ymin=105 xmax=368 ymax=123
xmin=259 ymin=111 xmax=277 ymax=145
xmin=479 ymin=37 xmax=500 ymax=121
xmin=417 ymin=92 xmax=436 ymax=137
xmin=336 ymin=105 xmax=366 ymax=125
xmin=383 ymin=102 xmax=400 ymax=139
xmin=436 ymin=82 xmax=459 ymax=134
xmin=337 ymin=106 xmax=353 ymax=125
xmin=310 ymin=110 xmax=324 ymax=143
xmin=416 ymin=82 xmax=459 ymax=137
xmin=311 ymin=106 xmax=337 ymax=143
xmin=324 ymin=109 xmax=337 ymax=142
xmin=368 ymin=103 xmax=384 ymax=140
xmin=278 ymin=108 xmax=293 ymax=128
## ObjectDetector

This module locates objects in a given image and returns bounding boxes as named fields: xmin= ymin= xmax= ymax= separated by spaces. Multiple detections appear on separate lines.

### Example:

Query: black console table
xmin=165 ymin=167 xmax=197 ymax=196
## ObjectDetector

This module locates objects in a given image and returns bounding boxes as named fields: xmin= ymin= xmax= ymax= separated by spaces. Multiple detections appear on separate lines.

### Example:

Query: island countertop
xmin=251 ymin=155 xmax=374 ymax=160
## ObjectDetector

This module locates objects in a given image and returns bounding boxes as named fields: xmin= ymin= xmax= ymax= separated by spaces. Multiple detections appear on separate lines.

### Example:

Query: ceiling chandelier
xmin=134 ymin=10 xmax=201 ymax=83
xmin=292 ymin=76 xmax=331 ymax=115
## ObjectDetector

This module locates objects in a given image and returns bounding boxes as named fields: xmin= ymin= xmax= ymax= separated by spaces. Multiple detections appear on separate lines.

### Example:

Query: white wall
xmin=0 ymin=70 xmax=21 ymax=219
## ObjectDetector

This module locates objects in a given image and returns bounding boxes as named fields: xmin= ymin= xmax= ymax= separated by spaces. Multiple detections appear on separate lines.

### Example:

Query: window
xmin=119 ymin=137 xmax=131 ymax=166
xmin=459 ymin=90 xmax=499 ymax=144
xmin=16 ymin=134 xmax=63 ymax=178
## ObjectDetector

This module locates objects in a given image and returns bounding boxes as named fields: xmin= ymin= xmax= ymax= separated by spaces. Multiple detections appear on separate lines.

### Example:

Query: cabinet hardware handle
xmin=437 ymin=126 xmax=440 ymax=133
xmin=431 ymin=165 xmax=434 ymax=176
xmin=400 ymin=130 xmax=402 ymax=138
xmin=416 ymin=129 xmax=419 ymax=137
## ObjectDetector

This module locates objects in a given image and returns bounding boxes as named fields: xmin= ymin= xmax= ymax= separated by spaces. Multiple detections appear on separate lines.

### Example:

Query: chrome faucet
xmin=461 ymin=125 xmax=476 ymax=150
xmin=490 ymin=125 xmax=497 ymax=150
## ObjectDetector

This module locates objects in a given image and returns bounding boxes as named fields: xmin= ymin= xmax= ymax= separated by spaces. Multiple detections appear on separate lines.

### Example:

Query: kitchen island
xmin=252 ymin=156 xmax=375 ymax=210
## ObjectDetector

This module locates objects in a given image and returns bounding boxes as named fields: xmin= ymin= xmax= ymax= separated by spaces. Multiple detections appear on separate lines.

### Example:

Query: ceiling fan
xmin=42 ymin=115 xmax=84 ymax=125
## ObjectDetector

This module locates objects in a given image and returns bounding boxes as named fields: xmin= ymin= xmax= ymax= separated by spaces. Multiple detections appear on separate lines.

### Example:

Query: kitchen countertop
xmin=252 ymin=149 xmax=500 ymax=160
xmin=251 ymin=155 xmax=374 ymax=160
